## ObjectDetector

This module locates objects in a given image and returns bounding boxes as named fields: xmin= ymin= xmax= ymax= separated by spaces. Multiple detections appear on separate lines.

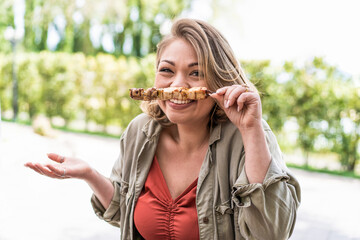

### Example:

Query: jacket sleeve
xmin=232 ymin=123 xmax=301 ymax=240
xmin=91 ymin=181 xmax=121 ymax=227
xmin=90 ymin=133 xmax=127 ymax=228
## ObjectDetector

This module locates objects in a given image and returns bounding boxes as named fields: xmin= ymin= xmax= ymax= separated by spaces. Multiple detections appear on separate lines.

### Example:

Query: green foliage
xmin=281 ymin=57 xmax=359 ymax=171
xmin=241 ymin=60 xmax=287 ymax=132
xmin=283 ymin=59 xmax=330 ymax=159
xmin=2 ymin=0 xmax=190 ymax=56
xmin=242 ymin=57 xmax=359 ymax=172
xmin=0 ymin=54 xmax=12 ymax=111
xmin=0 ymin=0 xmax=14 ymax=53
xmin=0 ymin=52 xmax=155 ymax=131
xmin=324 ymin=81 xmax=360 ymax=171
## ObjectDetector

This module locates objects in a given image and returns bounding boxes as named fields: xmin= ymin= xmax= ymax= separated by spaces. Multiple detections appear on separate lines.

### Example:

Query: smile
xmin=169 ymin=99 xmax=193 ymax=104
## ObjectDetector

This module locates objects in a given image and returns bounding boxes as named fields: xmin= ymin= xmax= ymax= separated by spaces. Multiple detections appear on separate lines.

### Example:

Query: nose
xmin=170 ymin=72 xmax=190 ymax=88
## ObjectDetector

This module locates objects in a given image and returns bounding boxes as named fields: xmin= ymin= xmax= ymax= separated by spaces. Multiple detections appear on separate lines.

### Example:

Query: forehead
xmin=159 ymin=38 xmax=198 ymax=63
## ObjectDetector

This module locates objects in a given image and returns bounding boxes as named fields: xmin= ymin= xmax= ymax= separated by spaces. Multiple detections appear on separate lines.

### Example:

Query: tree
xmin=0 ymin=0 xmax=15 ymax=53
xmin=242 ymin=60 xmax=288 ymax=133
xmin=325 ymin=80 xmax=359 ymax=172
xmin=283 ymin=58 xmax=330 ymax=165
xmin=283 ymin=57 xmax=359 ymax=171
xmin=21 ymin=0 xmax=191 ymax=55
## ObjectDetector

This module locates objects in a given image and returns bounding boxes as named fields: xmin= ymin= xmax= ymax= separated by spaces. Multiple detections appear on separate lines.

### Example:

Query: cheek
xmin=155 ymin=73 xmax=167 ymax=88
xmin=157 ymin=100 xmax=166 ymax=112
xmin=154 ymin=75 xmax=160 ymax=87
xmin=198 ymin=98 xmax=215 ymax=113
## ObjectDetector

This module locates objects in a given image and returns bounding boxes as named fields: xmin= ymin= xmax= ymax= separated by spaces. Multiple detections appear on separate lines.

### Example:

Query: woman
xmin=25 ymin=18 xmax=301 ymax=240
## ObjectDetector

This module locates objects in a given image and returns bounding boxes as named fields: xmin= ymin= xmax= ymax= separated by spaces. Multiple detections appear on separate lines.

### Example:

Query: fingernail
xmin=224 ymin=100 xmax=228 ymax=108
xmin=237 ymin=106 xmax=240 ymax=112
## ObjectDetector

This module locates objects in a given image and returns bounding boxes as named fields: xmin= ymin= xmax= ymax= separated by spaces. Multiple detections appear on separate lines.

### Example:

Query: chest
xmin=156 ymin=149 xmax=206 ymax=200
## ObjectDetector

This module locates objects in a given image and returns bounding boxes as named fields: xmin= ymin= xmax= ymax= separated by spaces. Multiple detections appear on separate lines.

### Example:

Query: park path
xmin=0 ymin=121 xmax=359 ymax=240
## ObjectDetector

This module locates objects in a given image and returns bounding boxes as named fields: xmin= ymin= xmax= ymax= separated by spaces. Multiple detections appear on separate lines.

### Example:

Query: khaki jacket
xmin=91 ymin=113 xmax=301 ymax=240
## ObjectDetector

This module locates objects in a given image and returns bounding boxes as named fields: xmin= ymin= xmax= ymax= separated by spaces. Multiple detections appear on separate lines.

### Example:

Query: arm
xmin=240 ymin=123 xmax=271 ymax=183
xmin=211 ymin=85 xmax=271 ymax=183
xmin=84 ymin=168 xmax=114 ymax=209
xmin=212 ymin=85 xmax=301 ymax=239
xmin=232 ymin=127 xmax=301 ymax=239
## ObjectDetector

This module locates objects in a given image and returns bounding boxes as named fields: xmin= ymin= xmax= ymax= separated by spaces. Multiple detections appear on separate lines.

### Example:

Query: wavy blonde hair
xmin=141 ymin=18 xmax=256 ymax=127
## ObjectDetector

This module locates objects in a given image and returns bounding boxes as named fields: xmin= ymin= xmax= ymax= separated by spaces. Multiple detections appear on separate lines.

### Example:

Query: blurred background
xmin=0 ymin=0 xmax=359 ymax=239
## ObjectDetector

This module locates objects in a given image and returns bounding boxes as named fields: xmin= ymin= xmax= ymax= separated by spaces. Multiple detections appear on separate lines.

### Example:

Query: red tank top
xmin=134 ymin=157 xmax=199 ymax=240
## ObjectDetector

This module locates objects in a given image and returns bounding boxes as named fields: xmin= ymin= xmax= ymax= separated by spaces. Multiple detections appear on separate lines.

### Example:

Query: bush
xmin=0 ymin=51 xmax=156 ymax=131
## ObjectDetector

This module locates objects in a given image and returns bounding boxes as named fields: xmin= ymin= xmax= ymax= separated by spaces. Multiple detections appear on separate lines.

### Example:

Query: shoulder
xmin=126 ymin=113 xmax=153 ymax=131
xmin=122 ymin=113 xmax=161 ymax=141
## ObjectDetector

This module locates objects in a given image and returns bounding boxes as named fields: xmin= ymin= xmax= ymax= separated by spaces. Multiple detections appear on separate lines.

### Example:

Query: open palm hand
xmin=24 ymin=153 xmax=92 ymax=180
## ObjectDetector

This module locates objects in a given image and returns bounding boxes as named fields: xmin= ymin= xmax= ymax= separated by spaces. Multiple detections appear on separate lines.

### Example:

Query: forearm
xmin=84 ymin=169 xmax=114 ymax=209
xmin=239 ymin=123 xmax=271 ymax=183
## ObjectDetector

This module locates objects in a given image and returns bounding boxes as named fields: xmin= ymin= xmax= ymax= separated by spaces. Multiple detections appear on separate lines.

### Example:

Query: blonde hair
xmin=141 ymin=18 xmax=256 ymax=127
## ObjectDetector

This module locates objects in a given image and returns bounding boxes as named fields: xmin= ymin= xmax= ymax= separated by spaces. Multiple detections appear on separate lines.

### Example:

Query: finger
xmin=227 ymin=87 xmax=247 ymax=108
xmin=33 ymin=163 xmax=47 ymax=175
xmin=236 ymin=92 xmax=256 ymax=112
xmin=24 ymin=162 xmax=33 ymax=168
xmin=46 ymin=164 xmax=67 ymax=178
xmin=47 ymin=153 xmax=65 ymax=163
xmin=25 ymin=162 xmax=45 ymax=175
xmin=34 ymin=163 xmax=63 ymax=179
xmin=215 ymin=86 xmax=231 ymax=95
xmin=223 ymin=87 xmax=238 ymax=109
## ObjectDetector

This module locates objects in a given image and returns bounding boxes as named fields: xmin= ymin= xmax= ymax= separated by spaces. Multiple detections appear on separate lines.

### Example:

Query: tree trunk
xmin=304 ymin=151 xmax=309 ymax=167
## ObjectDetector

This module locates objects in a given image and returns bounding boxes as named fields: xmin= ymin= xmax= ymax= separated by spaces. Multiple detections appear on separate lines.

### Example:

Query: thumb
xmin=47 ymin=153 xmax=64 ymax=163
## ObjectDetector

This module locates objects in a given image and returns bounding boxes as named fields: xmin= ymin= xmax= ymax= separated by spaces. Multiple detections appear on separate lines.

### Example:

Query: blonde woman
xmin=25 ymin=18 xmax=301 ymax=240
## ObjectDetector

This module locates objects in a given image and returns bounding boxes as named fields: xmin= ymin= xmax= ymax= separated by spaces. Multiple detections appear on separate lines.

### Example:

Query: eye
xmin=159 ymin=67 xmax=173 ymax=73
xmin=190 ymin=70 xmax=199 ymax=76
xmin=190 ymin=70 xmax=204 ymax=78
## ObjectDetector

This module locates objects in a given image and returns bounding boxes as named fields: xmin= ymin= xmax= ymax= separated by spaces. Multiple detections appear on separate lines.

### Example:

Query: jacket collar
xmin=141 ymin=117 xmax=163 ymax=139
xmin=209 ymin=123 xmax=222 ymax=145
xmin=141 ymin=116 xmax=222 ymax=145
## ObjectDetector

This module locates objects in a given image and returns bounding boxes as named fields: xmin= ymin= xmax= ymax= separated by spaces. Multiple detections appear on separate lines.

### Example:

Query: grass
xmin=1 ymin=117 xmax=121 ymax=139
xmin=2 ymin=117 xmax=31 ymax=125
xmin=287 ymin=162 xmax=360 ymax=179
xmin=52 ymin=125 xmax=121 ymax=139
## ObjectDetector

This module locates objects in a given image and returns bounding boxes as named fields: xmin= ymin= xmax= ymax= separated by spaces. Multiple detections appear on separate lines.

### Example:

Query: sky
xmin=184 ymin=0 xmax=360 ymax=79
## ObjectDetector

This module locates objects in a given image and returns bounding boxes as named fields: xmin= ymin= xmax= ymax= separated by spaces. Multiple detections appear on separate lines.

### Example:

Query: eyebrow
xmin=159 ymin=60 xmax=198 ymax=67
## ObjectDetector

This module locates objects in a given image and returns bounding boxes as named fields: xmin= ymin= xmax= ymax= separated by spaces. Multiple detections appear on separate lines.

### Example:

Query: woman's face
xmin=155 ymin=38 xmax=215 ymax=126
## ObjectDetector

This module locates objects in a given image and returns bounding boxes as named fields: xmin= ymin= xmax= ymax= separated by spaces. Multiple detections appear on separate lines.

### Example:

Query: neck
xmin=167 ymin=121 xmax=210 ymax=152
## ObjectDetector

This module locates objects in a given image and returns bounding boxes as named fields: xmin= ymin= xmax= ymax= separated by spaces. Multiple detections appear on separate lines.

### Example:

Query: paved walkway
xmin=1 ymin=121 xmax=359 ymax=240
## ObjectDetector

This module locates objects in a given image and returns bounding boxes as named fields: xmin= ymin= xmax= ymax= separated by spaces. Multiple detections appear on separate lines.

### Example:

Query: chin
xmin=167 ymin=112 xmax=211 ymax=127
xmin=166 ymin=113 xmax=191 ymax=125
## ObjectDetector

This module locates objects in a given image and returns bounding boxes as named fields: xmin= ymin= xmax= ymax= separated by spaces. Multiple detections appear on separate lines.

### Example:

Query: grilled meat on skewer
xmin=129 ymin=87 xmax=213 ymax=101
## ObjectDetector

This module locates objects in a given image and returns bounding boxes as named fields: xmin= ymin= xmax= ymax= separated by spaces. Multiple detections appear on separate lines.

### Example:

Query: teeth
xmin=169 ymin=99 xmax=192 ymax=104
